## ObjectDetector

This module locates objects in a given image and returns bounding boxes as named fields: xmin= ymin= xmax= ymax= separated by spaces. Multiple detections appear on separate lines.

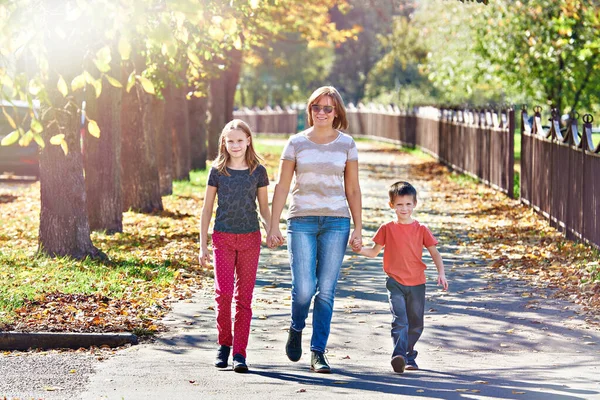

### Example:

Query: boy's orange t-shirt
xmin=373 ymin=220 xmax=438 ymax=286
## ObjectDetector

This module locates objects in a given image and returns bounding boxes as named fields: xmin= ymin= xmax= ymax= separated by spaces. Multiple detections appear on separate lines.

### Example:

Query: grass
xmin=0 ymin=138 xmax=286 ymax=330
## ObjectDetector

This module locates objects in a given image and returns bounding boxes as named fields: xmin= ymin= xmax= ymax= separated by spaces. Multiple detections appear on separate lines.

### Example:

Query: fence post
xmin=508 ymin=108 xmax=515 ymax=198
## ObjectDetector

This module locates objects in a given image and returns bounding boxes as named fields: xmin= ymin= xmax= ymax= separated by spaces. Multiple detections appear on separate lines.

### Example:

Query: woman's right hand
xmin=199 ymin=246 xmax=211 ymax=267
xmin=267 ymin=227 xmax=284 ymax=248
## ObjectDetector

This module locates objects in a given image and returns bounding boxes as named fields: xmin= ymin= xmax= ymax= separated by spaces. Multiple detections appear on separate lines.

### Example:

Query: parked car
xmin=0 ymin=100 xmax=39 ymax=178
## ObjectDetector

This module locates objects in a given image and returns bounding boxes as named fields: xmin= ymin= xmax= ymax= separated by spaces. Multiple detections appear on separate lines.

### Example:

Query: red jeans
xmin=212 ymin=230 xmax=261 ymax=358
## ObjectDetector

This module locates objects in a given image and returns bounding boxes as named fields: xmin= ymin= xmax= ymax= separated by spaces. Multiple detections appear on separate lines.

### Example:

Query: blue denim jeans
xmin=386 ymin=277 xmax=425 ymax=360
xmin=287 ymin=216 xmax=350 ymax=353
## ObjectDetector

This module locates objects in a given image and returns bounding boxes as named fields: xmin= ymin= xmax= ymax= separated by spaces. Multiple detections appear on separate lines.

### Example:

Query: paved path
xmin=79 ymin=143 xmax=600 ymax=399
xmin=3 ymin=142 xmax=599 ymax=399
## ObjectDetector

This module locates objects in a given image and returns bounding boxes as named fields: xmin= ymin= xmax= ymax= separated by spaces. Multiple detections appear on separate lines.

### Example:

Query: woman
xmin=267 ymin=86 xmax=362 ymax=373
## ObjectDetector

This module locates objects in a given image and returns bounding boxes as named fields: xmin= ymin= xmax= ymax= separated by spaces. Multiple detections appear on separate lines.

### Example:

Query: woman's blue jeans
xmin=287 ymin=216 xmax=350 ymax=353
xmin=386 ymin=277 xmax=425 ymax=360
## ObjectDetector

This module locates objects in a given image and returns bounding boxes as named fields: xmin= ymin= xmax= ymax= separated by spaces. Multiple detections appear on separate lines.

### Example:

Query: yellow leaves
xmin=57 ymin=75 xmax=69 ymax=97
xmin=126 ymin=71 xmax=136 ymax=93
xmin=0 ymin=130 xmax=19 ymax=146
xmin=1 ymin=107 xmax=16 ymax=129
xmin=137 ymin=76 xmax=155 ymax=94
xmin=104 ymin=75 xmax=122 ymax=88
xmin=87 ymin=119 xmax=100 ymax=138
xmin=49 ymin=134 xmax=68 ymax=155
xmin=118 ymin=37 xmax=132 ymax=61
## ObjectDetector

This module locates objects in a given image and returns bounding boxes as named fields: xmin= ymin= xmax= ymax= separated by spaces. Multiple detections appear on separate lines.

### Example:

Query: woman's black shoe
xmin=285 ymin=328 xmax=302 ymax=361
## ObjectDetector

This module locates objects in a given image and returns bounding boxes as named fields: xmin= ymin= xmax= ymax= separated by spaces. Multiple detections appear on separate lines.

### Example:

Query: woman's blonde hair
xmin=213 ymin=119 xmax=263 ymax=176
xmin=306 ymin=86 xmax=348 ymax=130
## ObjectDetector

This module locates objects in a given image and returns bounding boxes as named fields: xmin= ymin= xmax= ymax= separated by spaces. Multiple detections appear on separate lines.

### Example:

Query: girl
xmin=199 ymin=119 xmax=271 ymax=373
xmin=267 ymin=86 xmax=363 ymax=373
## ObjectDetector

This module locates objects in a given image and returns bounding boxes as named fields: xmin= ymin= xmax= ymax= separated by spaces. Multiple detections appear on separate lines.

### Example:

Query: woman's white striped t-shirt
xmin=281 ymin=131 xmax=358 ymax=219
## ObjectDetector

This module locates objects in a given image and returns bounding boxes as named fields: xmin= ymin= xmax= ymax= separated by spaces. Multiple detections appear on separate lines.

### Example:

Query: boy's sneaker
xmin=214 ymin=345 xmax=230 ymax=368
xmin=406 ymin=350 xmax=418 ymax=370
xmin=310 ymin=350 xmax=331 ymax=373
xmin=391 ymin=355 xmax=406 ymax=373
xmin=232 ymin=354 xmax=249 ymax=373
xmin=406 ymin=359 xmax=419 ymax=370
xmin=285 ymin=328 xmax=302 ymax=362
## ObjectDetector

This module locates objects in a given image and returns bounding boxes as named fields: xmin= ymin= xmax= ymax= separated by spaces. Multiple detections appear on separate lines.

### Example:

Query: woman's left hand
xmin=349 ymin=229 xmax=362 ymax=251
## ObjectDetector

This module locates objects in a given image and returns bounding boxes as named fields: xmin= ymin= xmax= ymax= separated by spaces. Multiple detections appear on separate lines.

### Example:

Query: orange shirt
xmin=373 ymin=220 xmax=438 ymax=286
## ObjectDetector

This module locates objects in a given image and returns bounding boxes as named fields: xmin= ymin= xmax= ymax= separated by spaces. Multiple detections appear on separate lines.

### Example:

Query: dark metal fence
xmin=520 ymin=106 xmax=600 ymax=249
xmin=346 ymin=104 xmax=515 ymax=198
xmin=233 ymin=106 xmax=297 ymax=134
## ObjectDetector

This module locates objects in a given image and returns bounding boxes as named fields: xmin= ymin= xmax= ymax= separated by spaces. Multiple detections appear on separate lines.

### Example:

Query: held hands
xmin=267 ymin=227 xmax=285 ymax=248
xmin=349 ymin=229 xmax=362 ymax=252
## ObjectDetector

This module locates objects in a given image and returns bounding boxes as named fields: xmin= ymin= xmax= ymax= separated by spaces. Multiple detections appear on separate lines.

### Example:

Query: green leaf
xmin=19 ymin=130 xmax=33 ymax=146
xmin=83 ymin=71 xmax=95 ymax=85
xmin=29 ymin=79 xmax=42 ymax=96
xmin=87 ymin=119 xmax=100 ymax=138
xmin=94 ymin=46 xmax=112 ymax=73
xmin=1 ymin=130 xmax=20 ymax=146
xmin=126 ymin=71 xmax=136 ymax=93
xmin=96 ymin=46 xmax=112 ymax=65
xmin=61 ymin=140 xmax=69 ymax=155
xmin=137 ymin=76 xmax=155 ymax=94
xmin=2 ymin=108 xmax=16 ymax=129
xmin=91 ymin=79 xmax=102 ymax=98
xmin=94 ymin=59 xmax=111 ymax=73
xmin=30 ymin=118 xmax=43 ymax=134
xmin=49 ymin=134 xmax=65 ymax=145
xmin=57 ymin=75 xmax=69 ymax=97
xmin=71 ymin=73 xmax=87 ymax=91
xmin=119 ymin=37 xmax=132 ymax=61
xmin=187 ymin=50 xmax=201 ymax=66
xmin=33 ymin=133 xmax=45 ymax=148
xmin=105 ymin=75 xmax=123 ymax=88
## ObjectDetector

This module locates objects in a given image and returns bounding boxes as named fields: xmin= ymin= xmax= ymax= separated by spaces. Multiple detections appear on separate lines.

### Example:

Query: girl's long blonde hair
xmin=213 ymin=119 xmax=263 ymax=176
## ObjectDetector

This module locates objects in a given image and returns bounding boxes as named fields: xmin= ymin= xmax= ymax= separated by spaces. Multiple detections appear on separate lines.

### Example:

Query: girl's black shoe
xmin=214 ymin=345 xmax=230 ymax=368
xmin=233 ymin=354 xmax=249 ymax=373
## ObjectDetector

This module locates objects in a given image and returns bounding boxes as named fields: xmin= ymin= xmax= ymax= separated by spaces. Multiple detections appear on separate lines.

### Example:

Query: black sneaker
xmin=232 ymin=354 xmax=249 ymax=373
xmin=391 ymin=355 xmax=406 ymax=373
xmin=310 ymin=351 xmax=331 ymax=374
xmin=214 ymin=345 xmax=230 ymax=368
xmin=285 ymin=328 xmax=302 ymax=362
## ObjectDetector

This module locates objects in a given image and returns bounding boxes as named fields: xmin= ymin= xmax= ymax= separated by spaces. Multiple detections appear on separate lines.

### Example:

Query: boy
xmin=353 ymin=181 xmax=448 ymax=373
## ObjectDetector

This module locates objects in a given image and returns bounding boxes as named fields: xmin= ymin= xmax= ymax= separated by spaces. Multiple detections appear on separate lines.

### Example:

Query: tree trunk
xmin=152 ymin=97 xmax=173 ymax=196
xmin=208 ymin=75 xmax=226 ymax=160
xmin=165 ymin=83 xmax=191 ymax=180
xmin=208 ymin=49 xmax=242 ymax=159
xmin=120 ymin=59 xmax=163 ymax=213
xmin=84 ymin=78 xmax=123 ymax=233
xmin=38 ymin=1 xmax=103 ymax=259
xmin=189 ymin=95 xmax=208 ymax=170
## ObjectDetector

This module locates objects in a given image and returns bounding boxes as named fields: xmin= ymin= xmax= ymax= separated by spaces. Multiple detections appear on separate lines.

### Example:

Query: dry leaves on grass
xmin=409 ymin=161 xmax=600 ymax=324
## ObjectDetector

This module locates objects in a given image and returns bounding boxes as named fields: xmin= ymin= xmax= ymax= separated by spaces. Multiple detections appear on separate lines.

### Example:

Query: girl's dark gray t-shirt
xmin=207 ymin=165 xmax=269 ymax=234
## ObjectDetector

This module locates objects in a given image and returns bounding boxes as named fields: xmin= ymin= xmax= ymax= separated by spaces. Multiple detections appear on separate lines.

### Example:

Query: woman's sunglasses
xmin=311 ymin=104 xmax=335 ymax=114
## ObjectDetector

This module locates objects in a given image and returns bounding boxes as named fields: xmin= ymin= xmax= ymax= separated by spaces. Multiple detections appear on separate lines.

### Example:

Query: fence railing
xmin=233 ymin=106 xmax=297 ymax=134
xmin=520 ymin=106 xmax=600 ymax=249
xmin=346 ymin=103 xmax=515 ymax=199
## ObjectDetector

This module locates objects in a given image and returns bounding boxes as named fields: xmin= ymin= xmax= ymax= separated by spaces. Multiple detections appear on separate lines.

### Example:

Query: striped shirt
xmin=281 ymin=131 xmax=358 ymax=219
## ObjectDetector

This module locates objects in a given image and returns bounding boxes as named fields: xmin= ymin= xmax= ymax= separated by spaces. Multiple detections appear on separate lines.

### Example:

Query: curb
xmin=0 ymin=332 xmax=138 ymax=351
